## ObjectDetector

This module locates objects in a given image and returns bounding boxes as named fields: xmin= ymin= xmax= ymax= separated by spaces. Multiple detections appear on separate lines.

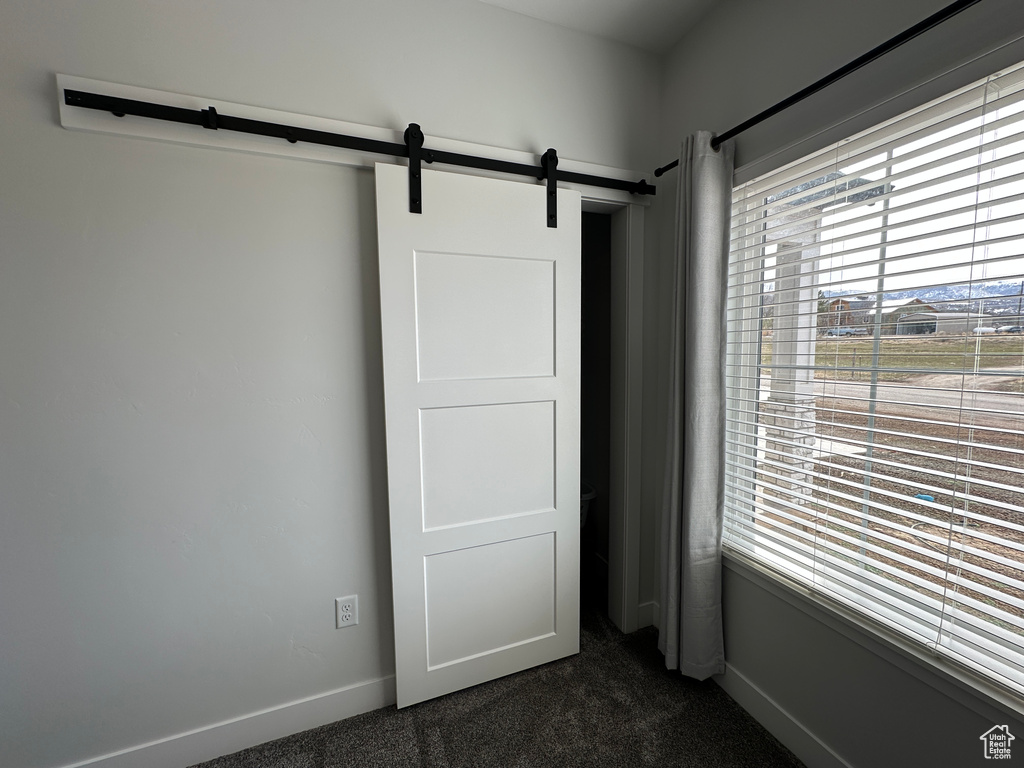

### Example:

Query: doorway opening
xmin=581 ymin=212 xmax=612 ymax=613
xmin=579 ymin=200 xmax=645 ymax=633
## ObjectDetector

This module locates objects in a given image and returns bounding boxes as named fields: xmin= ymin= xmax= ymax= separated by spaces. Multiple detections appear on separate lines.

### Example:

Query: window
xmin=725 ymin=59 xmax=1024 ymax=697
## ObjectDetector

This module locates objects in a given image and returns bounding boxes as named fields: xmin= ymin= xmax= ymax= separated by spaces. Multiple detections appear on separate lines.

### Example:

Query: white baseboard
xmin=61 ymin=676 xmax=396 ymax=768
xmin=637 ymin=600 xmax=659 ymax=629
xmin=715 ymin=663 xmax=852 ymax=768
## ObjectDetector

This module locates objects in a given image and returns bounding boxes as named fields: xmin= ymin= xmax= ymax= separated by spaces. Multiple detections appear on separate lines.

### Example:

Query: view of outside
xmin=726 ymin=61 xmax=1024 ymax=688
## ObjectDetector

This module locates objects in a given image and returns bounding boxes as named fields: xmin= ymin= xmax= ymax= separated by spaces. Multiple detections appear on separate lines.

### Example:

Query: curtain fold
xmin=658 ymin=131 xmax=734 ymax=679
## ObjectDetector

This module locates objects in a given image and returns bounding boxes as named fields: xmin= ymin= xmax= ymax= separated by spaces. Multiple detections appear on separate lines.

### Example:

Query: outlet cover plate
xmin=336 ymin=595 xmax=359 ymax=628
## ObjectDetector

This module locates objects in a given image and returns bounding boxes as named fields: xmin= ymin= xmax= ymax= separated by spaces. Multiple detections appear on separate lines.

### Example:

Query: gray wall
xmin=661 ymin=0 xmax=1024 ymax=173
xmin=721 ymin=560 xmax=1024 ymax=768
xmin=652 ymin=1 xmax=1024 ymax=766
xmin=0 ymin=3 xmax=660 ymax=766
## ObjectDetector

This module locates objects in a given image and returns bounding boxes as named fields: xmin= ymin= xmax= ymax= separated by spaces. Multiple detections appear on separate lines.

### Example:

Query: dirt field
xmin=809 ymin=395 xmax=1024 ymax=633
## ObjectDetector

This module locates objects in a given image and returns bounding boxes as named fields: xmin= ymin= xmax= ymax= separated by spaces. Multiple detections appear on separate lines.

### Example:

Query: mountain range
xmin=826 ymin=279 xmax=1024 ymax=303
xmin=825 ymin=279 xmax=1024 ymax=316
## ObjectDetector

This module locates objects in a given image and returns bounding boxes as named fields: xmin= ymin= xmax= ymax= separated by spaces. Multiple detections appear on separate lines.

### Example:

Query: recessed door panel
xmin=420 ymin=401 xmax=555 ymax=530
xmin=425 ymin=534 xmax=556 ymax=668
xmin=415 ymin=251 xmax=555 ymax=382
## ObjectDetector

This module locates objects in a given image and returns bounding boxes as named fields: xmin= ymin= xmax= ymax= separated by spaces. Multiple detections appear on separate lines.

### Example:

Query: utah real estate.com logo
xmin=980 ymin=725 xmax=1015 ymax=760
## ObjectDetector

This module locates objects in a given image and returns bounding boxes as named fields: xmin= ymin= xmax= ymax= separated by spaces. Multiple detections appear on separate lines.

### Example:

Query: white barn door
xmin=375 ymin=162 xmax=581 ymax=708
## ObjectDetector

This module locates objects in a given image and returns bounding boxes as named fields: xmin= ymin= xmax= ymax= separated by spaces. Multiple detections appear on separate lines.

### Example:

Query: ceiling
xmin=476 ymin=0 xmax=717 ymax=54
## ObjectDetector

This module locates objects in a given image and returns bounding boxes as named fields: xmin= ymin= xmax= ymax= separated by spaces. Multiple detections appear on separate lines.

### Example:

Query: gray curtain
xmin=658 ymin=131 xmax=734 ymax=679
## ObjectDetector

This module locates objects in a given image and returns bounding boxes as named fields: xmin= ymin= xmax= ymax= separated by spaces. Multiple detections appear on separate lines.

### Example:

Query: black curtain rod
xmin=62 ymin=89 xmax=656 ymax=204
xmin=654 ymin=0 xmax=983 ymax=176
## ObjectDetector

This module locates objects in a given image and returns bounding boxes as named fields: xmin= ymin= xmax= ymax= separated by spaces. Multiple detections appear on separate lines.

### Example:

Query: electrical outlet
xmin=335 ymin=595 xmax=359 ymax=628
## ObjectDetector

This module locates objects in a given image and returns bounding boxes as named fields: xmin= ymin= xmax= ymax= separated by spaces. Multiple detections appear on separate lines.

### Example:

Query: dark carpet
xmin=191 ymin=610 xmax=805 ymax=768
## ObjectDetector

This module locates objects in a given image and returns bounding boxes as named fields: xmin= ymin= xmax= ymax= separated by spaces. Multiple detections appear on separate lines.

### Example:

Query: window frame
xmin=723 ymin=59 xmax=1024 ymax=706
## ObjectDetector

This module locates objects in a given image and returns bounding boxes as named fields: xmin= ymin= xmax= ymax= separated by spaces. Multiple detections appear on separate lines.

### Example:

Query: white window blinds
xmin=725 ymin=59 xmax=1024 ymax=696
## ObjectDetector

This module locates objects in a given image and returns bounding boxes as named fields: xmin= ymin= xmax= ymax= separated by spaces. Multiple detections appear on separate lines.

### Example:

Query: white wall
xmin=652 ymin=1 xmax=1024 ymax=765
xmin=0 ymin=3 xmax=660 ymax=766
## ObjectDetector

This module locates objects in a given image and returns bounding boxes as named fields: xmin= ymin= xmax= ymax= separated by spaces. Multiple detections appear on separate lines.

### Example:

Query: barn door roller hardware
xmin=63 ymin=89 xmax=656 ymax=228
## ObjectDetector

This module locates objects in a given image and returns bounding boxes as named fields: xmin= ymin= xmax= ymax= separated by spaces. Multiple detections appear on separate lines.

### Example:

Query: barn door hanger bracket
xmin=404 ymin=123 xmax=424 ymax=214
xmin=541 ymin=148 xmax=558 ymax=228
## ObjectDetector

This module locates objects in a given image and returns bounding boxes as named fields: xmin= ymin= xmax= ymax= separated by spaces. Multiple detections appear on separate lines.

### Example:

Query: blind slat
xmin=724 ymin=442 xmax=1024 ymax=542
